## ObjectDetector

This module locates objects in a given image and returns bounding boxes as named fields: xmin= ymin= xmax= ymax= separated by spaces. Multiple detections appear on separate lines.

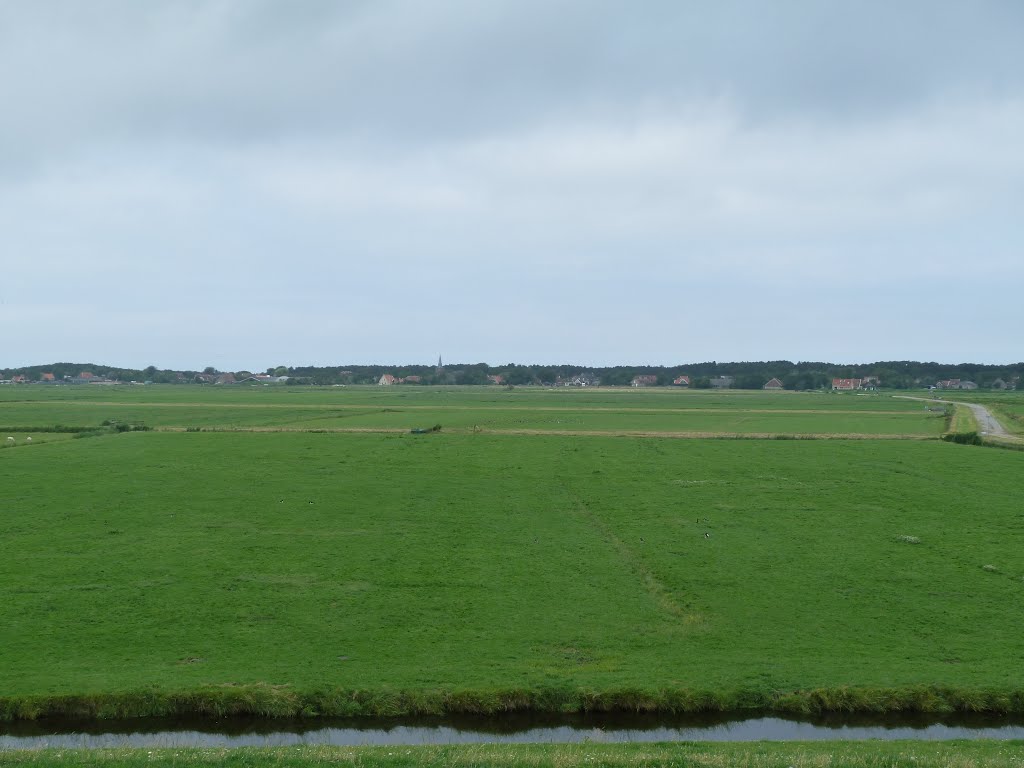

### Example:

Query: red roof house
xmin=832 ymin=378 xmax=862 ymax=390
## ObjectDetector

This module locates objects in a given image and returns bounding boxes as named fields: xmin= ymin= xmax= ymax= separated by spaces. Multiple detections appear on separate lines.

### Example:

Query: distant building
xmin=236 ymin=374 xmax=288 ymax=384
xmin=402 ymin=375 xmax=422 ymax=384
xmin=991 ymin=378 xmax=1007 ymax=390
xmin=41 ymin=373 xmax=56 ymax=382
xmin=763 ymin=378 xmax=784 ymax=390
xmin=570 ymin=373 xmax=599 ymax=387
xmin=710 ymin=376 xmax=734 ymax=389
xmin=673 ymin=375 xmax=690 ymax=387
xmin=486 ymin=374 xmax=505 ymax=385
xmin=378 ymin=374 xmax=397 ymax=386
xmin=69 ymin=371 xmax=113 ymax=385
xmin=631 ymin=375 xmax=658 ymax=388
xmin=832 ymin=378 xmax=862 ymax=390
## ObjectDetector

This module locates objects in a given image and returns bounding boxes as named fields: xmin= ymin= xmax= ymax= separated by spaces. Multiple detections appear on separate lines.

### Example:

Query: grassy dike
xmin=3 ymin=742 xmax=1024 ymax=768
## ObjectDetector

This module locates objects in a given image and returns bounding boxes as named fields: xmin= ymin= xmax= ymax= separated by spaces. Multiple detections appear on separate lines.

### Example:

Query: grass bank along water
xmin=4 ymin=741 xmax=1024 ymax=768
xmin=2 ymin=420 xmax=1024 ymax=721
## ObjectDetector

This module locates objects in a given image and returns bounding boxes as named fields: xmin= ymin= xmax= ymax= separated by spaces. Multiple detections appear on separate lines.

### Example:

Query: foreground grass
xmin=3 ymin=742 xmax=1024 ymax=767
xmin=2 ymin=431 xmax=1024 ymax=719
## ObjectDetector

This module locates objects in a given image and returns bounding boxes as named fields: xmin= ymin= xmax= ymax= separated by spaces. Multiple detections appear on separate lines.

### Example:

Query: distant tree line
xmin=3 ymin=360 xmax=1021 ymax=390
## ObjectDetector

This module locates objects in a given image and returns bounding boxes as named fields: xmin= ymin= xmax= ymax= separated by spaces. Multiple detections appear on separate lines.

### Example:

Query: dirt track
xmin=895 ymin=395 xmax=1021 ymax=442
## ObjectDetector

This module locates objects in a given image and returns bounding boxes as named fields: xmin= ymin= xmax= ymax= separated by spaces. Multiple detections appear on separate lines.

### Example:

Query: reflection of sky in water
xmin=5 ymin=719 xmax=1024 ymax=749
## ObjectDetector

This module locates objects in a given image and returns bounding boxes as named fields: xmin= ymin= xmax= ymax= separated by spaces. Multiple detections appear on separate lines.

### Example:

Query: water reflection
xmin=4 ymin=713 xmax=1024 ymax=749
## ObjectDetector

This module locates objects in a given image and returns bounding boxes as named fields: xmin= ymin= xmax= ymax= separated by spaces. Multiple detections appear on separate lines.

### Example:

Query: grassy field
xmin=0 ymin=385 xmax=943 ymax=436
xmin=2 ymin=384 xmax=1023 ymax=720
xmin=3 ymin=742 xmax=1024 ymax=767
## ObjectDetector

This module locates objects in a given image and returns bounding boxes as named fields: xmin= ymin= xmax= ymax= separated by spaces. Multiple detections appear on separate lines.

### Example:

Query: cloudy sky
xmin=2 ymin=1 xmax=1022 ymax=370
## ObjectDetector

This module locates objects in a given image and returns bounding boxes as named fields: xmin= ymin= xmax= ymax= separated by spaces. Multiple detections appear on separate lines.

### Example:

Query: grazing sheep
xmin=5 ymin=437 xmax=13 ymax=444
xmin=25 ymin=437 xmax=32 ymax=443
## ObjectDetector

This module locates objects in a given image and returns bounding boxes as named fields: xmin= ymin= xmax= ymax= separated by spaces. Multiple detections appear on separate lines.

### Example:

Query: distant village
xmin=1 ymin=362 xmax=1019 ymax=392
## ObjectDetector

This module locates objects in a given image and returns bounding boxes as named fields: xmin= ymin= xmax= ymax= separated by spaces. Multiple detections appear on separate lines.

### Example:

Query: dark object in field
xmin=410 ymin=424 xmax=443 ymax=434
xmin=942 ymin=431 xmax=983 ymax=445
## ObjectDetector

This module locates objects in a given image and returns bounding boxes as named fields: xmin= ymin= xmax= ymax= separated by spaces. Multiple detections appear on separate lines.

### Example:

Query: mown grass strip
xmin=946 ymin=404 xmax=979 ymax=435
xmin=4 ymin=741 xmax=1024 ymax=767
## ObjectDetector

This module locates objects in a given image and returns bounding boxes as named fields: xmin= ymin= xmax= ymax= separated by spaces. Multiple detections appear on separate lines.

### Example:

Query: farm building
xmin=673 ymin=375 xmax=690 ymax=387
xmin=558 ymin=374 xmax=598 ymax=387
xmin=832 ymin=378 xmax=862 ymax=390
xmin=378 ymin=374 xmax=397 ymax=386
xmin=763 ymin=378 xmax=784 ymax=390
xmin=631 ymin=375 xmax=658 ymax=388
xmin=710 ymin=376 xmax=733 ymax=389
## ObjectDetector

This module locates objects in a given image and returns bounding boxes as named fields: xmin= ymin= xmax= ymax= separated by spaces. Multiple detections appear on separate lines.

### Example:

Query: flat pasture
xmin=2 ymin=427 xmax=1023 ymax=716
xmin=0 ymin=386 xmax=943 ymax=437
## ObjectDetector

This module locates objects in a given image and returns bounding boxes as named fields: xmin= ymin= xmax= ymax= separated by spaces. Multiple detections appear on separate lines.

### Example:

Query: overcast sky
xmin=2 ymin=1 xmax=1022 ymax=370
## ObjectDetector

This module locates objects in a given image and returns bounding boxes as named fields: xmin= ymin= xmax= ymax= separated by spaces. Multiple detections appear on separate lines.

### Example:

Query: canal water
xmin=4 ymin=713 xmax=1024 ymax=749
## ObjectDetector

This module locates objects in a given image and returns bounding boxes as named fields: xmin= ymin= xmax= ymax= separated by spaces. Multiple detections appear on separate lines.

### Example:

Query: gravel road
xmin=895 ymin=395 xmax=1019 ymax=440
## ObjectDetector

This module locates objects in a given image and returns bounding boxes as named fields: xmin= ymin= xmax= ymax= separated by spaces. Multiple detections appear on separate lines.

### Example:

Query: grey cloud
xmin=4 ymin=0 xmax=1024 ymax=162
xmin=2 ymin=1 xmax=1023 ymax=368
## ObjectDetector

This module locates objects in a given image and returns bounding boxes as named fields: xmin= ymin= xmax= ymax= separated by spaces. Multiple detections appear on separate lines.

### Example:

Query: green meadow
xmin=4 ymin=741 xmax=1024 ymax=768
xmin=0 ymin=385 xmax=941 ymax=436
xmin=1 ymin=385 xmax=1023 ymax=720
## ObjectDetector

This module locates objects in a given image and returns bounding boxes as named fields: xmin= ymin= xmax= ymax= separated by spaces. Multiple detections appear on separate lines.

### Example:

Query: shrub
xmin=942 ymin=432 xmax=983 ymax=445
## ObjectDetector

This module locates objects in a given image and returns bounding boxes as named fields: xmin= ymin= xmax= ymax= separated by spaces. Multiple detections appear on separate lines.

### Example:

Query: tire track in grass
xmin=561 ymin=483 xmax=705 ymax=629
